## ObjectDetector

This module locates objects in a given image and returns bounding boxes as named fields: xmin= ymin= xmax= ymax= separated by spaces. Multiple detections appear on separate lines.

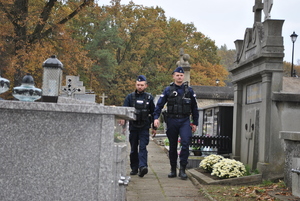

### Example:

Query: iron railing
xmin=191 ymin=135 xmax=232 ymax=155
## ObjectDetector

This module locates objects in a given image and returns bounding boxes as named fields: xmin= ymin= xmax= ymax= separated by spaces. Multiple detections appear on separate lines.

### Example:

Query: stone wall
xmin=280 ymin=131 xmax=300 ymax=197
xmin=0 ymin=99 xmax=134 ymax=201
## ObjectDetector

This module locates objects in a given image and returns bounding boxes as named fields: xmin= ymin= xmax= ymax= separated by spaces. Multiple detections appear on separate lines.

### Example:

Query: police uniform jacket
xmin=153 ymin=83 xmax=199 ymax=126
xmin=123 ymin=90 xmax=155 ymax=130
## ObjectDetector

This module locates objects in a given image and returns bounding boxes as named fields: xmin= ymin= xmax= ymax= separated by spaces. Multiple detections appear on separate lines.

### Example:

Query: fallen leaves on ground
xmin=204 ymin=180 xmax=296 ymax=201
xmin=237 ymin=181 xmax=291 ymax=200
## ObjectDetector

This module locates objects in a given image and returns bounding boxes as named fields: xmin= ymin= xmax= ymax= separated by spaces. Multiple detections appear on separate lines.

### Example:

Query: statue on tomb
xmin=263 ymin=0 xmax=273 ymax=20
xmin=176 ymin=48 xmax=190 ymax=67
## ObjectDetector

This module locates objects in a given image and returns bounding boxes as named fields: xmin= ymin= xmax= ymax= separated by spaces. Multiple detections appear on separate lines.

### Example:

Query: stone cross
xmin=62 ymin=75 xmax=85 ymax=98
xmin=263 ymin=0 xmax=273 ymax=20
xmin=99 ymin=93 xmax=108 ymax=105
xmin=245 ymin=118 xmax=254 ymax=164
xmin=253 ymin=0 xmax=264 ymax=23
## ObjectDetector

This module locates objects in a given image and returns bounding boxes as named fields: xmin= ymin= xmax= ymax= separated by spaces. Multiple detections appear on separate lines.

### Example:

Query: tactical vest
xmin=131 ymin=92 xmax=151 ymax=128
xmin=167 ymin=82 xmax=191 ymax=117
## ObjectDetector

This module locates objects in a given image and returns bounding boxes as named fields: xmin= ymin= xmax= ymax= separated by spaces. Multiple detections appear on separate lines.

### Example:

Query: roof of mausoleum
xmin=282 ymin=77 xmax=300 ymax=93
xmin=191 ymin=86 xmax=234 ymax=100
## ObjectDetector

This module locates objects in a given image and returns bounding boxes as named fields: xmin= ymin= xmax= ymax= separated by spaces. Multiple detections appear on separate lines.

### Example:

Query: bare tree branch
xmin=29 ymin=0 xmax=93 ymax=44
xmin=31 ymin=0 xmax=57 ymax=39
xmin=0 ymin=2 xmax=15 ymax=25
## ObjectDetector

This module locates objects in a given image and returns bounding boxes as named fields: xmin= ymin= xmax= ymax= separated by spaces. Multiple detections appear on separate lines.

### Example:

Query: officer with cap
xmin=153 ymin=67 xmax=199 ymax=180
xmin=120 ymin=75 xmax=156 ymax=177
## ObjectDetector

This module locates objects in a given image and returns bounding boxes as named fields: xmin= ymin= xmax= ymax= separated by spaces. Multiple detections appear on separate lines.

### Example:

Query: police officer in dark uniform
xmin=121 ymin=75 xmax=156 ymax=177
xmin=153 ymin=67 xmax=199 ymax=180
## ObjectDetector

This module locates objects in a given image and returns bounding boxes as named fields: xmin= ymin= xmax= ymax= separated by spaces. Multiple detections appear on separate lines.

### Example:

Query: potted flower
xmin=191 ymin=146 xmax=202 ymax=156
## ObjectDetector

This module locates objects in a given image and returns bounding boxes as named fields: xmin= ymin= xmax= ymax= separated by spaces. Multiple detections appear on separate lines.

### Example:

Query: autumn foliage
xmin=0 ymin=0 xmax=229 ymax=105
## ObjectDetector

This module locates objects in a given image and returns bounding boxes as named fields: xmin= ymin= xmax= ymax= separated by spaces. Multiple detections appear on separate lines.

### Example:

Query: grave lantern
xmin=42 ymin=55 xmax=63 ymax=102
xmin=0 ymin=75 xmax=10 ymax=94
xmin=215 ymin=78 xmax=220 ymax=86
xmin=12 ymin=73 xmax=42 ymax=102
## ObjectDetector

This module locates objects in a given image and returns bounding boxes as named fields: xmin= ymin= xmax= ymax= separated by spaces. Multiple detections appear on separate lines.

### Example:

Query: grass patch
xmin=244 ymin=165 xmax=259 ymax=176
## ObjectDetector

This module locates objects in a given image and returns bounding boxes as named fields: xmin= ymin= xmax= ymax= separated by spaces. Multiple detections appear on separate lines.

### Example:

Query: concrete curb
xmin=186 ymin=170 xmax=217 ymax=201
xmin=188 ymin=168 xmax=262 ymax=185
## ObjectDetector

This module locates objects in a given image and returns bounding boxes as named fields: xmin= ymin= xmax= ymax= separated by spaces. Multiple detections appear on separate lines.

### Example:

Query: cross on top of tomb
xmin=253 ymin=0 xmax=264 ymax=23
xmin=253 ymin=0 xmax=273 ymax=23
xmin=62 ymin=75 xmax=85 ymax=97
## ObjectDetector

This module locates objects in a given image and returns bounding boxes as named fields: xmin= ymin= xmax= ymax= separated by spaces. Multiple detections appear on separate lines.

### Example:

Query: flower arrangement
xmin=199 ymin=154 xmax=224 ymax=172
xmin=211 ymin=158 xmax=246 ymax=179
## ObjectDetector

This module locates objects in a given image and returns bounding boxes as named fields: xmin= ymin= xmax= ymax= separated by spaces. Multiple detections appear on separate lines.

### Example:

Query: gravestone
xmin=229 ymin=0 xmax=285 ymax=179
xmin=61 ymin=75 xmax=95 ymax=102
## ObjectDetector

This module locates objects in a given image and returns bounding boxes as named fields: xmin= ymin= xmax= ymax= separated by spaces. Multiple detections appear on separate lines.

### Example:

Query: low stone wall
xmin=112 ymin=143 xmax=128 ymax=201
xmin=280 ymin=131 xmax=300 ymax=197
xmin=188 ymin=169 xmax=262 ymax=185
xmin=0 ymin=99 xmax=134 ymax=201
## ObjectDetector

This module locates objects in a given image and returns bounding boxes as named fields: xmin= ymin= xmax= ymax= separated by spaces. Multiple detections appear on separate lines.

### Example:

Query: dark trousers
xmin=129 ymin=129 xmax=149 ymax=171
xmin=166 ymin=116 xmax=192 ymax=167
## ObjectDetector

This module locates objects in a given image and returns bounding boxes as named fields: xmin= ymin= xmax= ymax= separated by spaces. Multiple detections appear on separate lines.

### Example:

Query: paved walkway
xmin=125 ymin=138 xmax=300 ymax=201
xmin=125 ymin=138 xmax=210 ymax=201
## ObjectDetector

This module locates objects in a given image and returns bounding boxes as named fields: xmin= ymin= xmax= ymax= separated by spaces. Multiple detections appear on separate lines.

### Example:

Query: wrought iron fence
xmin=190 ymin=135 xmax=232 ymax=155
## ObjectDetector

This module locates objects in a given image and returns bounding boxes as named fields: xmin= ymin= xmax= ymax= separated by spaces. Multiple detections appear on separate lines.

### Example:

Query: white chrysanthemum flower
xmin=211 ymin=158 xmax=246 ymax=179
xmin=199 ymin=154 xmax=224 ymax=172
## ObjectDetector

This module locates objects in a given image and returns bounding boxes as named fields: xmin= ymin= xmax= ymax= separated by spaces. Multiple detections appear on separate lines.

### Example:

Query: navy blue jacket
xmin=153 ymin=83 xmax=199 ymax=126
xmin=123 ymin=90 xmax=155 ymax=130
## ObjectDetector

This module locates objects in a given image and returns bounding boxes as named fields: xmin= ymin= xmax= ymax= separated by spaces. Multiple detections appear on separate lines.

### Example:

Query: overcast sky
xmin=98 ymin=0 xmax=300 ymax=63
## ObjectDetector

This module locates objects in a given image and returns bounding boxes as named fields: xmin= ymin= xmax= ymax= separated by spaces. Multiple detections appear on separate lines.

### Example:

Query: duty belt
xmin=167 ymin=114 xmax=189 ymax=118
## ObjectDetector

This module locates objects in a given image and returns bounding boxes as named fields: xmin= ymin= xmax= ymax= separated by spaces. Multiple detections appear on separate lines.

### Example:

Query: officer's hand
xmin=151 ymin=129 xmax=156 ymax=137
xmin=191 ymin=125 xmax=197 ymax=133
xmin=154 ymin=119 xmax=160 ymax=128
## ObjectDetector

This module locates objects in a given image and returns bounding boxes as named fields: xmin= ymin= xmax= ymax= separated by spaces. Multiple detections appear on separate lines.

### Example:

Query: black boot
xmin=138 ymin=166 xmax=148 ymax=177
xmin=179 ymin=165 xmax=187 ymax=180
xmin=130 ymin=169 xmax=138 ymax=175
xmin=168 ymin=166 xmax=177 ymax=178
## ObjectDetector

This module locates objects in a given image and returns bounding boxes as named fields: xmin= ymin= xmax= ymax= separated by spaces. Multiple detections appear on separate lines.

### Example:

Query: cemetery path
xmin=125 ymin=138 xmax=210 ymax=201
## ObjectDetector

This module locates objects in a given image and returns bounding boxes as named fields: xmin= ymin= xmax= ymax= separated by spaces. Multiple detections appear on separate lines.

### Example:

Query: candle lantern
xmin=42 ymin=55 xmax=63 ymax=102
